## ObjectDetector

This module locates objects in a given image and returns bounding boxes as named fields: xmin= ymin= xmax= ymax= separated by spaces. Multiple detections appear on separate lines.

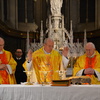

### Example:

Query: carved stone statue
xmin=50 ymin=0 xmax=63 ymax=15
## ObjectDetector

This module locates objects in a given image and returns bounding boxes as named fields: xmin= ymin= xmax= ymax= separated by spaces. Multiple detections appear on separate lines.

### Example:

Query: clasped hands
xmin=0 ymin=64 xmax=8 ymax=70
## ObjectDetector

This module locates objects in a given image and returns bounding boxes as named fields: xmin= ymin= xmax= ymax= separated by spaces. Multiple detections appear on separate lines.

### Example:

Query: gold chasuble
xmin=23 ymin=47 xmax=64 ymax=84
xmin=73 ymin=51 xmax=100 ymax=84
xmin=33 ymin=47 xmax=62 ymax=84
xmin=0 ymin=52 xmax=9 ymax=84
xmin=0 ymin=50 xmax=17 ymax=84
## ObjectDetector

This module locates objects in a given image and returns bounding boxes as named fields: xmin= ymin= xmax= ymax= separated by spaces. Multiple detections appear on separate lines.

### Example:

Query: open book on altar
xmin=52 ymin=76 xmax=91 ymax=86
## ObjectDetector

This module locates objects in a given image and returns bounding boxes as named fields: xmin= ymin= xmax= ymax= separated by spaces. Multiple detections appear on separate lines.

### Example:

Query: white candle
xmin=26 ymin=30 xmax=30 ymax=52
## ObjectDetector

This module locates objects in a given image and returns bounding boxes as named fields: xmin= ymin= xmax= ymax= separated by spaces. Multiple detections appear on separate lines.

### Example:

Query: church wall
xmin=0 ymin=1 xmax=3 ymax=20
xmin=8 ymin=0 xmax=17 ymax=28
xmin=63 ymin=0 xmax=70 ymax=29
xmin=95 ymin=0 xmax=100 ymax=29
xmin=33 ymin=0 xmax=47 ymax=31
xmin=0 ymin=0 xmax=100 ymax=33
xmin=69 ymin=0 xmax=96 ymax=32
xmin=0 ymin=30 xmax=26 ymax=56
xmin=69 ymin=0 xmax=79 ymax=31
xmin=0 ymin=0 xmax=3 ymax=20
xmin=0 ymin=0 xmax=100 ymax=54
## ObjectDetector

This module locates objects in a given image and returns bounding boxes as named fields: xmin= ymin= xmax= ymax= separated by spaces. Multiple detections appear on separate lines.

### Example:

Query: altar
xmin=0 ymin=85 xmax=100 ymax=100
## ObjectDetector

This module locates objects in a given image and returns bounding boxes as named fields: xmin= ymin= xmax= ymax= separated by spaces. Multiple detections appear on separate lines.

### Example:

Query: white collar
xmin=43 ymin=48 xmax=51 ymax=54
xmin=16 ymin=57 xmax=22 ymax=60
xmin=0 ymin=51 xmax=3 ymax=54
xmin=87 ymin=52 xmax=95 ymax=58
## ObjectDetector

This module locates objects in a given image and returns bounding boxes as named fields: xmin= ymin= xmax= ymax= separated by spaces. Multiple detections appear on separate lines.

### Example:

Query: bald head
xmin=44 ymin=38 xmax=54 ymax=44
xmin=43 ymin=38 xmax=54 ymax=53
xmin=0 ymin=37 xmax=4 ymax=43
xmin=85 ymin=42 xmax=96 ymax=57
xmin=0 ymin=37 xmax=5 ymax=51
xmin=85 ymin=42 xmax=95 ymax=49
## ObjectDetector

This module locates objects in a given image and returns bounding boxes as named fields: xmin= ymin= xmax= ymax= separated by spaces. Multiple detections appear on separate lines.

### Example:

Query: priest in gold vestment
xmin=23 ymin=38 xmax=69 ymax=84
xmin=73 ymin=42 xmax=100 ymax=84
xmin=0 ymin=37 xmax=17 ymax=84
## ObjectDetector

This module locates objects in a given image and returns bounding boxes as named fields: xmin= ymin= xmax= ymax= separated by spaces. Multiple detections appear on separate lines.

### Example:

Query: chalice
xmin=24 ymin=71 xmax=33 ymax=85
xmin=58 ymin=70 xmax=64 ymax=80
xmin=40 ymin=71 xmax=49 ymax=85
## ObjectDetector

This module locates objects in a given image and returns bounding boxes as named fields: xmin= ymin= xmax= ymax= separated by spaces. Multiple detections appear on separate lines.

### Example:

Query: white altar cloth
xmin=0 ymin=85 xmax=100 ymax=100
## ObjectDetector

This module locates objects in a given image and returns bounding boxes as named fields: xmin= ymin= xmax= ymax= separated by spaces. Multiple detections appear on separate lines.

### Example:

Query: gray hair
xmin=44 ymin=38 xmax=54 ymax=44
xmin=85 ymin=42 xmax=95 ymax=49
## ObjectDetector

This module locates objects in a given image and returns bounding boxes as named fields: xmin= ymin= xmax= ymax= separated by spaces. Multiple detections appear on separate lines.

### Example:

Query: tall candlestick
xmin=40 ymin=20 xmax=43 ymax=44
xmin=26 ymin=30 xmax=30 ymax=53
xmin=70 ymin=20 xmax=73 ymax=45
xmin=70 ymin=20 xmax=72 ymax=31
xmin=84 ymin=29 xmax=87 ymax=47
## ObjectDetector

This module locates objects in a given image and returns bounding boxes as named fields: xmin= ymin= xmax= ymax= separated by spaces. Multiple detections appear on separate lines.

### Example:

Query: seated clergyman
xmin=0 ymin=37 xmax=17 ymax=84
xmin=73 ymin=42 xmax=100 ymax=84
